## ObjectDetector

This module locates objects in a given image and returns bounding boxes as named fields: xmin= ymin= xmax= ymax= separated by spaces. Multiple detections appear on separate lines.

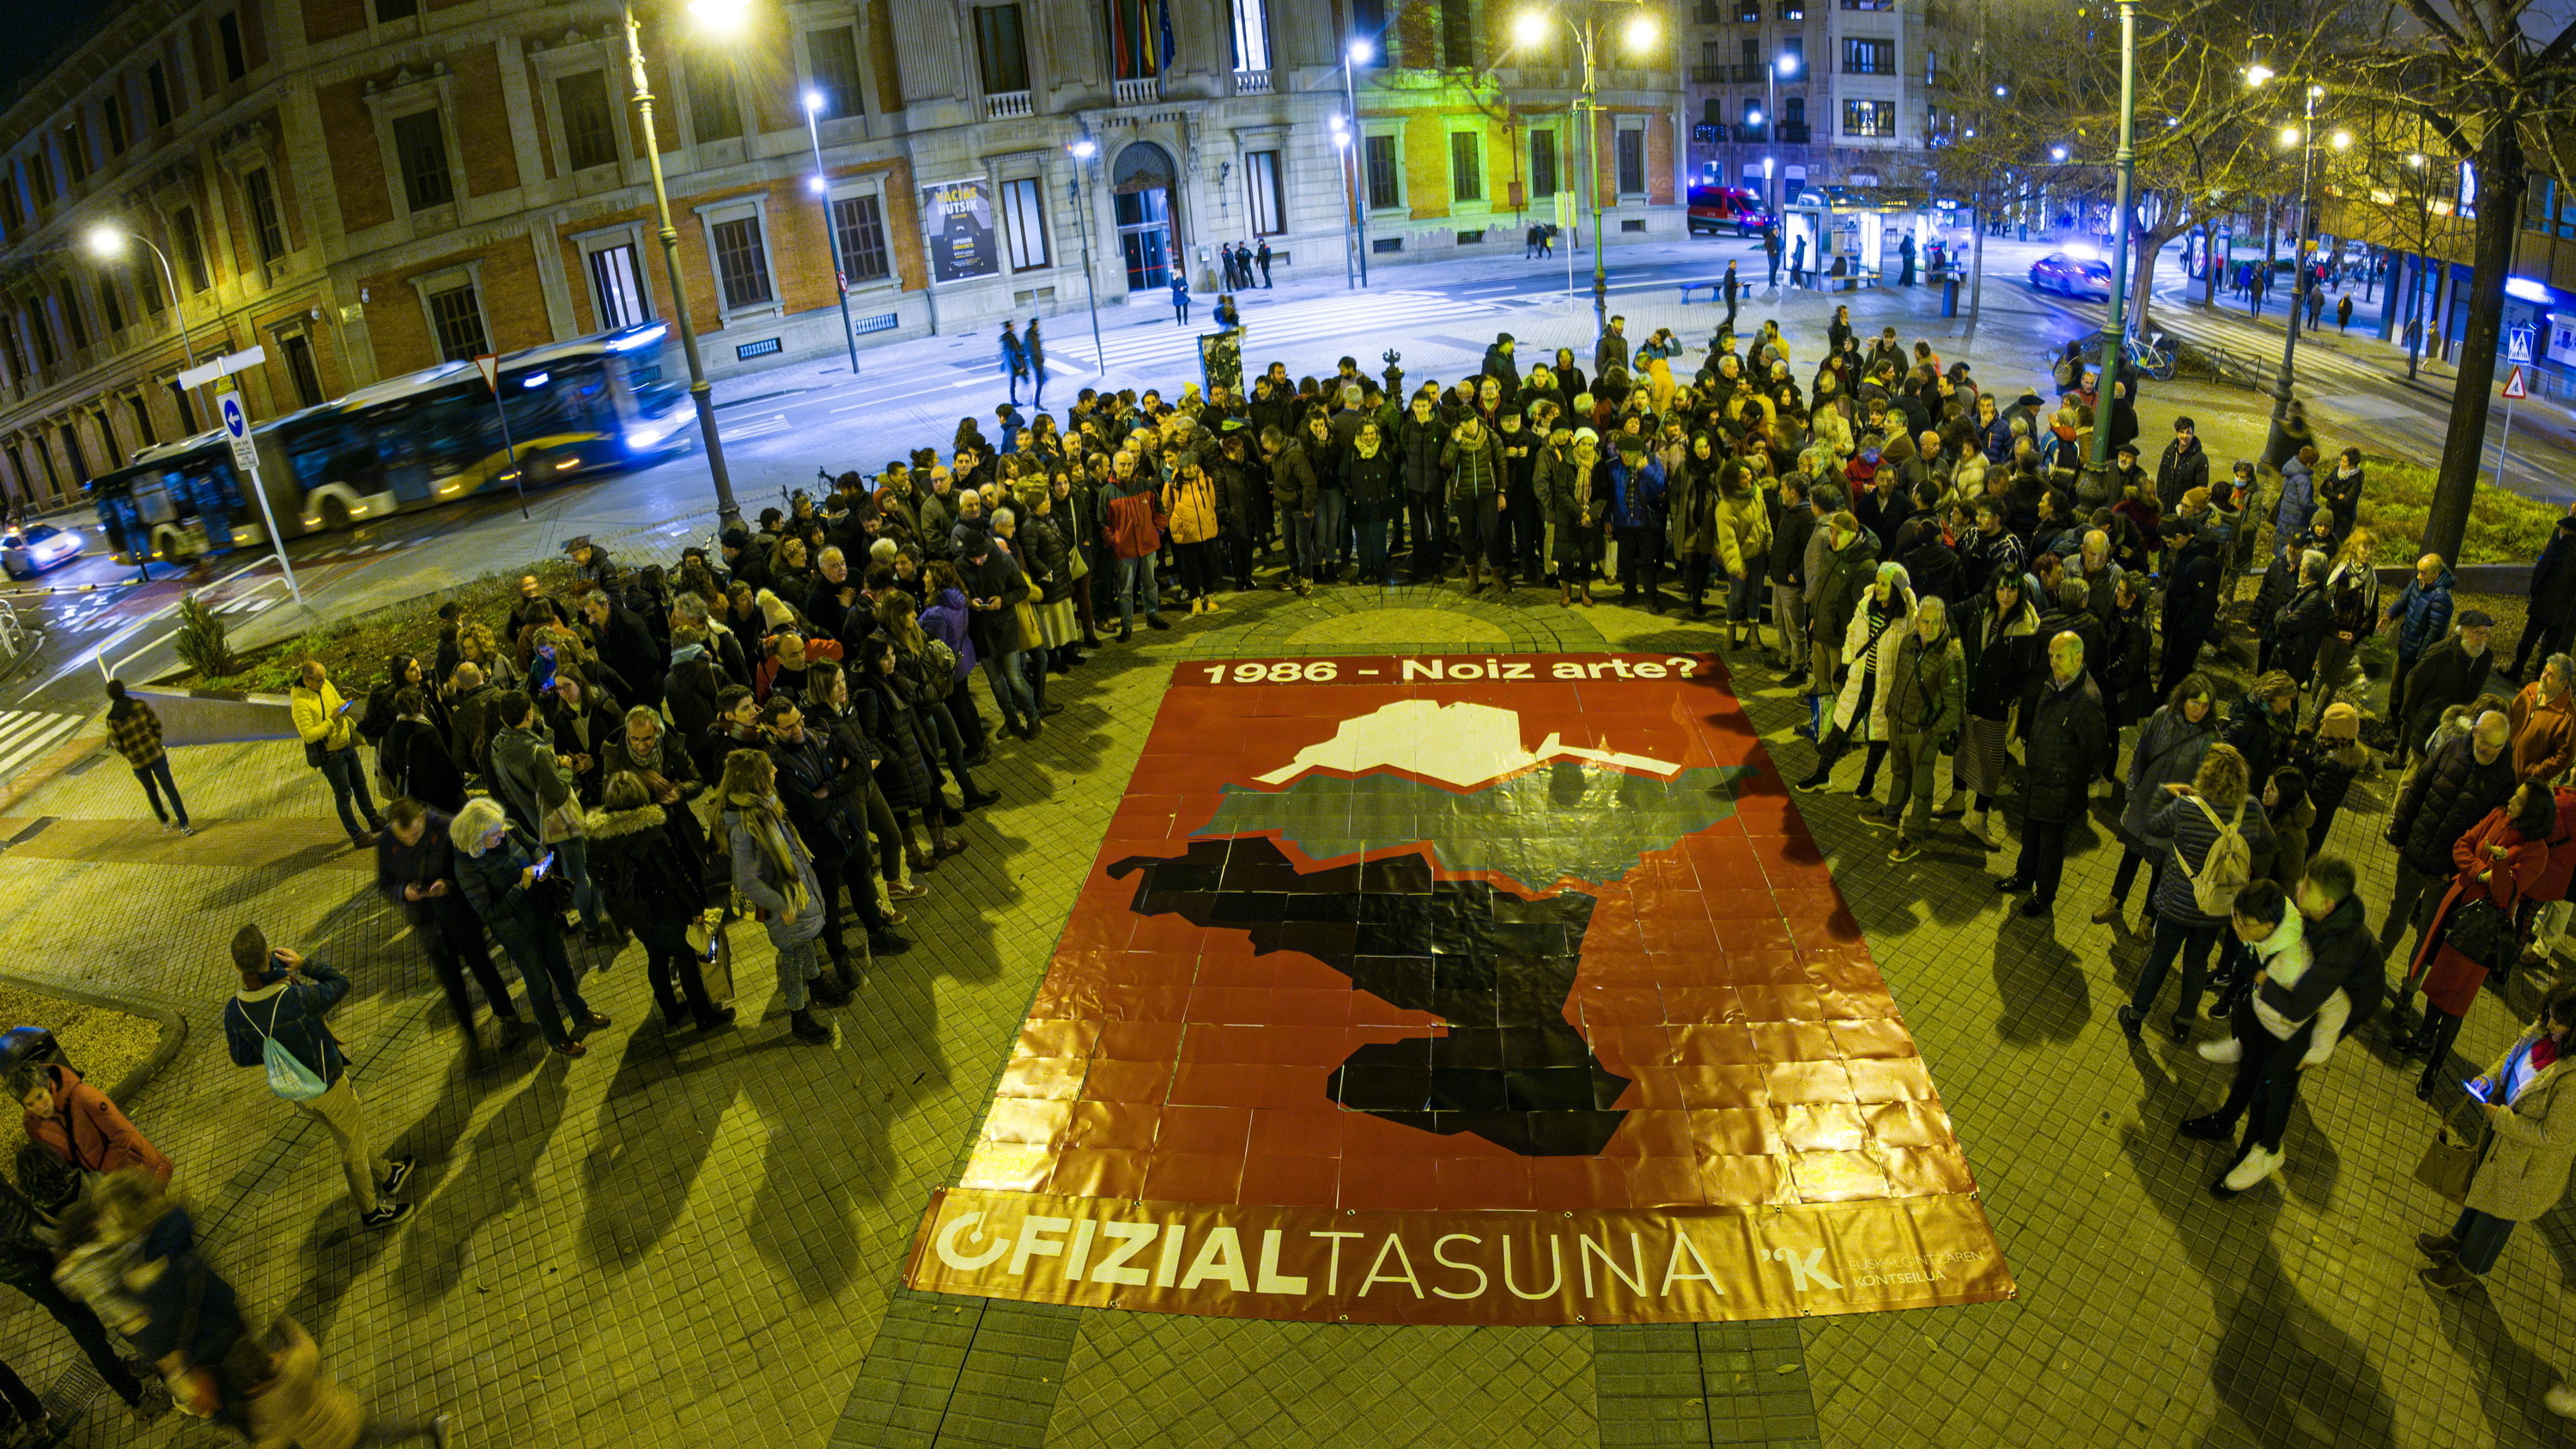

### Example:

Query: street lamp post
xmin=2084 ymin=0 xmax=2138 ymax=486
xmin=1066 ymin=138 xmax=1107 ymax=374
xmin=802 ymin=91 xmax=861 ymax=374
xmin=1766 ymin=54 xmax=1795 ymax=220
xmin=86 ymin=227 xmax=197 ymax=427
xmin=1328 ymin=119 xmax=1358 ymax=288
xmin=623 ymin=0 xmax=740 ymax=529
xmin=2269 ymin=85 xmax=2338 ymax=428
xmin=1342 ymin=41 xmax=1371 ymax=288
xmin=1516 ymin=4 xmax=1658 ymax=338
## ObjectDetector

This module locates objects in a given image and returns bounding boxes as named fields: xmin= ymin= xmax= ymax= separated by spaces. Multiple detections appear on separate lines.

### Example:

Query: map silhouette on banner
xmin=907 ymin=655 xmax=2014 ymax=1325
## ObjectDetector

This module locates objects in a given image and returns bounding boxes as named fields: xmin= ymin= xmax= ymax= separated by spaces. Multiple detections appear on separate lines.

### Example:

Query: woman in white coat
xmin=1794 ymin=561 xmax=1916 ymax=799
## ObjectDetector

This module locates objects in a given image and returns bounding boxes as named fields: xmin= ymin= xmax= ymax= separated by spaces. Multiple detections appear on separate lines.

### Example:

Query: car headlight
xmin=624 ymin=429 xmax=656 ymax=450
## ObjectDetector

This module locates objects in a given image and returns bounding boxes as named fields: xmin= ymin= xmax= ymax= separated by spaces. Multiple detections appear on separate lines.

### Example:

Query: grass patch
xmin=2354 ymin=454 xmax=2561 ymax=565
xmin=181 ymin=560 xmax=573 ymax=692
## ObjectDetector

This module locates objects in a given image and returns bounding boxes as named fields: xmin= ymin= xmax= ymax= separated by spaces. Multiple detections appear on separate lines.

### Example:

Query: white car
xmin=1 ymin=524 xmax=82 ymax=579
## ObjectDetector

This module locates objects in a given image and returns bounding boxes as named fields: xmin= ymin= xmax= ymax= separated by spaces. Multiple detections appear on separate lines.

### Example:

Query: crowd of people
xmin=10 ymin=291 xmax=2574 ymax=1437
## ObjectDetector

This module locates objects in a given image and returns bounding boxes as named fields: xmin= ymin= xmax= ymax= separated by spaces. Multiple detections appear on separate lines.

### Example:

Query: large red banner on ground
xmin=904 ymin=654 xmax=2014 ymax=1324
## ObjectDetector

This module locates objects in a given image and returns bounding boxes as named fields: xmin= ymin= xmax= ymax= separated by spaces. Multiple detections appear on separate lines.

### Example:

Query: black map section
xmin=1107 ymin=837 xmax=1631 ymax=1156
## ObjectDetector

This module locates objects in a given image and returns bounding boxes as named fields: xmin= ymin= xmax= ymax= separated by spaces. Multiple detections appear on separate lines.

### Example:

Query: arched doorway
xmin=1112 ymin=142 xmax=1181 ymax=291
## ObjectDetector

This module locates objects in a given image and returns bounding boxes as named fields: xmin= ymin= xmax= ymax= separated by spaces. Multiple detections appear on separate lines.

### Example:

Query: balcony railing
xmin=1730 ymin=63 xmax=1763 ymax=82
xmin=1781 ymin=122 xmax=1811 ymax=143
xmin=1114 ymin=76 xmax=1161 ymax=106
xmin=983 ymin=89 xmax=1033 ymax=120
xmin=1689 ymin=64 xmax=1719 ymax=82
xmin=1843 ymin=61 xmax=1893 ymax=74
xmin=1230 ymin=69 xmax=1273 ymax=95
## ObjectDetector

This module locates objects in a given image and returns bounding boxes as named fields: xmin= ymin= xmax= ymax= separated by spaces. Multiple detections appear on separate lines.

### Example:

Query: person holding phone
xmin=290 ymin=660 xmax=386 ymax=849
xmin=452 ymin=799 xmax=611 ymax=1058
xmin=2420 ymin=983 xmax=2576 ymax=1291
xmin=221 ymin=927 xmax=414 ymax=1227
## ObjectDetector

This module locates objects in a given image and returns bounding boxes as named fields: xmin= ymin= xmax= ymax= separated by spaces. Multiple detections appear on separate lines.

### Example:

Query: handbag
xmin=2444 ymin=896 xmax=2523 ymax=974
xmin=685 ymin=910 xmax=737 ymax=1007
xmin=2414 ymin=1099 xmax=2487 ymax=1204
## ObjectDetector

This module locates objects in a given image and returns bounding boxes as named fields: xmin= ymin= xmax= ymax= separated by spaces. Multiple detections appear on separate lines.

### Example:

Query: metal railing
xmin=1230 ymin=69 xmax=1273 ymax=95
xmin=1113 ymin=76 xmax=1161 ymax=106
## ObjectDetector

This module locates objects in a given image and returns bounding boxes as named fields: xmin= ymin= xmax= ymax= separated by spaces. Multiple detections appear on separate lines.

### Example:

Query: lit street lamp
xmin=85 ymin=225 xmax=197 ymax=426
xmin=1066 ymin=137 xmax=1107 ymax=374
xmin=1515 ymin=2 xmax=1660 ymax=337
xmin=801 ymin=90 xmax=861 ymax=374
xmin=2251 ymin=70 xmax=2334 ymax=433
xmin=620 ymin=0 xmax=742 ymax=529
xmin=1342 ymin=40 xmax=1372 ymax=289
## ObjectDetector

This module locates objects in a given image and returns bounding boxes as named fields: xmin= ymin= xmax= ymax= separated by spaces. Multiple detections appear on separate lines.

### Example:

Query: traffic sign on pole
xmin=2505 ymin=366 xmax=2530 ymax=399
xmin=208 ymin=376 xmax=301 ymax=606
xmin=473 ymin=353 xmax=501 ymax=393
xmin=2508 ymin=326 xmax=2536 ymax=365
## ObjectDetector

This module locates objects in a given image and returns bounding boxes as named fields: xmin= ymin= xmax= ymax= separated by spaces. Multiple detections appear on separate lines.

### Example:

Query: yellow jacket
xmin=290 ymin=681 xmax=355 ymax=753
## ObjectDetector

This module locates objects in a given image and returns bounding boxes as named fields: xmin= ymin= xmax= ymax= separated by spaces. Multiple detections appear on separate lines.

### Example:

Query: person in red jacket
xmin=2398 ymin=783 xmax=2558 ymax=1096
xmin=1099 ymin=456 xmax=1169 ymax=641
xmin=15 ymin=1061 xmax=172 ymax=1186
xmin=2518 ymin=782 xmax=2576 ymax=971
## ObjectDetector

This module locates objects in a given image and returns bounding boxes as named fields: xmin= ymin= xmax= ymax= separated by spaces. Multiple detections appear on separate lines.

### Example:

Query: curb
xmin=0 ymin=971 xmax=191 ymax=1105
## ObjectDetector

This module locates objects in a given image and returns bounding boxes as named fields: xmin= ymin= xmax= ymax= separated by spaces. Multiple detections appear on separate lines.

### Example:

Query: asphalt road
xmin=0 ymin=230 xmax=2555 ymax=729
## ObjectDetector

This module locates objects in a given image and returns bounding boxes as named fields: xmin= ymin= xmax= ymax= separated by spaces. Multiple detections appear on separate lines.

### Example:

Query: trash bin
xmin=0 ymin=1025 xmax=64 ymax=1079
xmin=1941 ymin=276 xmax=1960 ymax=318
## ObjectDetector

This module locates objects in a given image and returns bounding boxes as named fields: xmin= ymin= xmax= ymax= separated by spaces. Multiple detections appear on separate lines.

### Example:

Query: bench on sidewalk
xmin=1676 ymin=279 xmax=1741 ymax=305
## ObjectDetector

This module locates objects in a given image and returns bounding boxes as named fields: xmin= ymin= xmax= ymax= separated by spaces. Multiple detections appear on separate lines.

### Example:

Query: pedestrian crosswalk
xmin=1057 ymin=291 xmax=1529 ymax=391
xmin=0 ymin=709 xmax=85 ymax=785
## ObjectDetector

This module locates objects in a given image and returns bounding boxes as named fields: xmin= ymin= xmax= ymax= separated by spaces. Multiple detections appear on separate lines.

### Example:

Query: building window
xmin=1104 ymin=0 xmax=1167 ymax=81
xmin=103 ymin=96 xmax=127 ymax=155
xmin=281 ymin=333 xmax=324 ymax=407
xmin=1364 ymin=133 xmax=1400 ymax=210
xmin=426 ymin=283 xmax=489 ymax=362
xmin=55 ymin=284 xmax=87 ymax=351
xmin=24 ymin=303 xmax=52 ymax=368
xmin=244 ymin=167 xmax=286 ymax=265
xmin=709 ymin=215 xmax=774 ymax=309
xmin=1229 ymin=0 xmax=1272 ymax=70
xmin=1529 ymin=131 xmax=1558 ymax=197
xmin=58 ymin=127 xmax=86 ymax=186
xmin=33 ymin=434 xmax=59 ymax=491
xmin=1449 ymin=132 xmax=1482 ymax=203
xmin=1615 ymin=128 xmax=1645 ymax=194
xmin=218 ymin=12 xmax=248 ymax=82
xmin=1924 ymin=47 xmax=1937 ymax=84
xmin=0 ymin=319 xmax=23 ymax=380
xmin=59 ymin=421 xmax=86 ymax=483
xmin=1785 ymin=36 xmax=1804 ymax=66
xmin=167 ymin=377 xmax=197 ymax=432
xmin=27 ymin=152 xmax=53 ymax=204
xmin=999 ymin=178 xmax=1050 ymax=271
xmin=1843 ymin=38 xmax=1893 ymax=74
xmin=1701 ymin=98 xmax=1722 ymax=126
xmin=1843 ymin=100 xmax=1895 ymax=137
xmin=688 ymin=58 xmax=743 ymax=143
xmin=1786 ymin=95 xmax=1807 ymax=129
xmin=0 ymin=172 xmax=19 ymax=232
xmin=1439 ymin=0 xmax=1474 ymax=66
xmin=558 ymin=71 xmax=618 ymax=171
xmin=95 ymin=277 xmax=125 ymax=334
xmin=974 ymin=6 xmax=1030 ymax=94
xmin=145 ymin=63 xmax=173 ymax=128
xmin=126 ymin=393 xmax=155 ymax=447
xmin=1245 ymin=149 xmax=1285 ymax=234
xmin=172 ymin=208 xmax=210 ymax=291
xmin=806 ymin=28 xmax=864 ymax=119
xmin=392 ymin=111 xmax=453 ymax=210
xmin=830 ymin=192 xmax=890 ymax=283
xmin=586 ymin=242 xmax=652 ymax=328
xmin=375 ymin=0 xmax=420 ymax=18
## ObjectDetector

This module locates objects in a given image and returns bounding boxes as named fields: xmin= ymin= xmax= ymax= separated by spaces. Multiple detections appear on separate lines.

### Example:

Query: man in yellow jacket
xmin=290 ymin=660 xmax=385 ymax=848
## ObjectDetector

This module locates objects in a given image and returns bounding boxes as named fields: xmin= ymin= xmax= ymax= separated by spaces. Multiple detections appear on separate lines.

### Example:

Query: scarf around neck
xmin=726 ymin=791 xmax=808 ymax=917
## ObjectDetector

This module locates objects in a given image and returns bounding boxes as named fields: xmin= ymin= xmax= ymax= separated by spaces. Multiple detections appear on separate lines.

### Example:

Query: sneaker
xmin=2220 ymin=1145 xmax=2283 ymax=1193
xmin=881 ymin=908 xmax=908 ymax=927
xmin=1790 ymin=772 xmax=1831 ymax=793
xmin=1856 ymin=806 xmax=1893 ymax=828
xmin=359 ymin=1201 xmax=416 ymax=1230
xmin=1886 ymin=837 xmax=1920 ymax=863
xmin=178 ymin=825 xmax=194 ymax=837
xmin=2415 ymin=1233 xmax=2461 ymax=1260
xmin=378 ymin=1157 xmax=416 ymax=1197
xmin=2544 ymin=1383 xmax=2576 ymax=1419
xmin=868 ymin=930 xmax=914 ymax=955
xmin=2196 ymin=1036 xmax=2242 ymax=1063
xmin=889 ymin=880 xmax=929 ymax=899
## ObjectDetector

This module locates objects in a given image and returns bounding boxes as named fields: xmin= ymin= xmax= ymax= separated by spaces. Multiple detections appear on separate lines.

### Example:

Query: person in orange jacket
xmin=15 ymin=1060 xmax=172 ymax=1187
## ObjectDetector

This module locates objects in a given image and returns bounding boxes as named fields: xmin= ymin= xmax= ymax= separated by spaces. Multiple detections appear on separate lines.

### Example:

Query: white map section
xmin=1250 ymin=698 xmax=1684 ymax=788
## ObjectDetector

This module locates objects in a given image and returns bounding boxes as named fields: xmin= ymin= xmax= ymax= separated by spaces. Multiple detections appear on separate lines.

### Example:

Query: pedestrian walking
xmin=221 ymin=1312 xmax=453 ymax=1447
xmin=2335 ymin=293 xmax=2353 ymax=333
xmin=999 ymin=321 xmax=1029 ymax=405
xmin=2179 ymin=869 xmax=2360 ymax=1197
xmin=105 ymin=679 xmax=188 ymax=834
xmin=1721 ymin=261 xmax=1741 ymax=332
xmin=377 ymin=798 xmax=522 ymax=1047
xmin=2416 ymin=982 xmax=2576 ymax=1294
xmin=1256 ymin=238 xmax=1273 ymax=287
xmin=716 ymin=748 xmax=840 ymax=1045
xmin=452 ymin=797 xmax=613 ymax=1058
xmin=1170 ymin=271 xmax=1191 ymax=326
xmin=2512 ymin=508 xmax=2576 ymax=682
xmin=222 ymin=928 xmax=415 ymax=1227
xmin=53 ymin=1172 xmax=246 ymax=1414
xmin=291 ymin=661 xmax=386 ymax=849
xmin=1026 ymin=317 xmax=1048 ymax=408
xmin=2305 ymin=282 xmax=2324 ymax=330
xmin=1898 ymin=232 xmax=1917 ymax=287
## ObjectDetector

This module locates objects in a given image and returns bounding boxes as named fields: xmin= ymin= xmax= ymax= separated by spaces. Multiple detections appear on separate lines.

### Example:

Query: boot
xmin=1560 ymin=582 xmax=1574 ymax=607
xmin=811 ymin=971 xmax=854 ymax=1008
xmin=835 ymin=953 xmax=862 ymax=992
xmin=1465 ymin=563 xmax=1483 ymax=594
xmin=789 ymin=1008 xmax=833 ymax=1044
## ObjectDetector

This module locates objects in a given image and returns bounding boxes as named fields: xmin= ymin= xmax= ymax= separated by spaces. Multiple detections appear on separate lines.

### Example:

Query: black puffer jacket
xmin=2387 ymin=733 xmax=2517 ymax=877
xmin=583 ymin=803 xmax=712 ymax=932
xmin=2021 ymin=671 xmax=2111 ymax=825
xmin=1954 ymin=599 xmax=2039 ymax=721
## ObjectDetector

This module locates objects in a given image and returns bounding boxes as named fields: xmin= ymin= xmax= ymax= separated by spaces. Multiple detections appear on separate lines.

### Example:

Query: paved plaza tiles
xmin=0 ymin=585 xmax=2564 ymax=1448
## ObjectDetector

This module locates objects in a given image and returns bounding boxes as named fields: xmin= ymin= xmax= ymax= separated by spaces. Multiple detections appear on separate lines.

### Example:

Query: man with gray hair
xmin=2380 ymin=709 xmax=2516 ymax=968
xmin=669 ymin=589 xmax=750 ymax=686
xmin=1998 ymin=631 xmax=2109 ymax=916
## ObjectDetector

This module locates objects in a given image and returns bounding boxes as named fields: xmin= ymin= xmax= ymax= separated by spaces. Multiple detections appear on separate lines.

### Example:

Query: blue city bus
xmin=83 ymin=320 xmax=689 ymax=557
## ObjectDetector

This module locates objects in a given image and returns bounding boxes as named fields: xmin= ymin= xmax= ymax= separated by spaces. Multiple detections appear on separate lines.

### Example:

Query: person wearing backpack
xmin=221 ymin=927 xmax=415 ymax=1229
xmin=2119 ymin=742 xmax=2274 ymax=1043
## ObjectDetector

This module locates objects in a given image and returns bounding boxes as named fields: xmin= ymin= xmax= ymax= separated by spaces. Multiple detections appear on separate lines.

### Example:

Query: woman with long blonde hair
xmin=715 ymin=749 xmax=846 ymax=1044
